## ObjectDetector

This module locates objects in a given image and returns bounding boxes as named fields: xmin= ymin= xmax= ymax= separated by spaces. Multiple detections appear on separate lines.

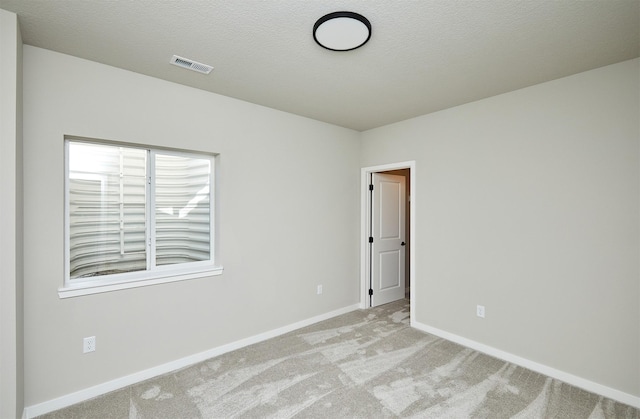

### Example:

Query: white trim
xmin=148 ymin=148 xmax=156 ymax=269
xmin=23 ymin=303 xmax=360 ymax=418
xmin=360 ymin=161 xmax=416 ymax=325
xmin=411 ymin=320 xmax=640 ymax=409
xmin=58 ymin=266 xmax=224 ymax=298
xmin=63 ymin=140 xmax=71 ymax=281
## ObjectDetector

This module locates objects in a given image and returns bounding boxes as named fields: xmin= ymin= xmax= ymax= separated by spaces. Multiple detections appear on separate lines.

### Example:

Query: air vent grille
xmin=170 ymin=55 xmax=213 ymax=74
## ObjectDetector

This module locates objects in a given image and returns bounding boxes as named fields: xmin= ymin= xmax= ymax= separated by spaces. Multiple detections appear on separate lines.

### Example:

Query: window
xmin=61 ymin=138 xmax=221 ymax=297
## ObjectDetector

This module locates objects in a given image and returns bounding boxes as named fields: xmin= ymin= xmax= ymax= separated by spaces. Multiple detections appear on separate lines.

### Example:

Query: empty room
xmin=1 ymin=1 xmax=639 ymax=418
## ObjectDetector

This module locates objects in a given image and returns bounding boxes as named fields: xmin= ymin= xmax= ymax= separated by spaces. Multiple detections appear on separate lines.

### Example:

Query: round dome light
xmin=313 ymin=11 xmax=372 ymax=51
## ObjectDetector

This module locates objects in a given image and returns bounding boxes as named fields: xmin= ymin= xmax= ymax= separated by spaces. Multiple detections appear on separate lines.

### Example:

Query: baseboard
xmin=411 ymin=320 xmax=640 ymax=409
xmin=23 ymin=303 xmax=360 ymax=418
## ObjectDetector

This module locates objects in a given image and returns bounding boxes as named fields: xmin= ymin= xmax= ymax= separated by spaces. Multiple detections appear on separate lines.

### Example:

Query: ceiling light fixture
xmin=313 ymin=11 xmax=371 ymax=51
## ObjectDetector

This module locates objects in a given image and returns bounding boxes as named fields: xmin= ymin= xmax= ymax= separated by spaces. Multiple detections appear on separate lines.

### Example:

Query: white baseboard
xmin=23 ymin=303 xmax=360 ymax=419
xmin=411 ymin=320 xmax=640 ymax=409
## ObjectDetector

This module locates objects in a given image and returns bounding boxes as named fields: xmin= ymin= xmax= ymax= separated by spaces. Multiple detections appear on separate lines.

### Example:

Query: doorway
xmin=360 ymin=162 xmax=415 ymax=319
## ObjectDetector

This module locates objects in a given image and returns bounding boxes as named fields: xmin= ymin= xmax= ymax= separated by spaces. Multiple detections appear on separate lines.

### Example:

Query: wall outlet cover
xmin=83 ymin=336 xmax=96 ymax=353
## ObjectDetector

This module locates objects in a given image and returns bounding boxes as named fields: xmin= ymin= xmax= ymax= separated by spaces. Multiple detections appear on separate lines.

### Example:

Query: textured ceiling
xmin=2 ymin=0 xmax=639 ymax=131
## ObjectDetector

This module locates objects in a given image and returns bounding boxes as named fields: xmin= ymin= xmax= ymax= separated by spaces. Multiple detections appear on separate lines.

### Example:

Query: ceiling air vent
xmin=170 ymin=55 xmax=213 ymax=74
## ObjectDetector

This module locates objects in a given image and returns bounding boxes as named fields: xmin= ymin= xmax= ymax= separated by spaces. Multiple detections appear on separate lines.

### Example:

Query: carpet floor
xmin=39 ymin=299 xmax=639 ymax=418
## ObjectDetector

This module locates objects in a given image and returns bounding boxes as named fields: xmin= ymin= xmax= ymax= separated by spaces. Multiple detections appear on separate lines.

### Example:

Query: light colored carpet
xmin=39 ymin=299 xmax=639 ymax=418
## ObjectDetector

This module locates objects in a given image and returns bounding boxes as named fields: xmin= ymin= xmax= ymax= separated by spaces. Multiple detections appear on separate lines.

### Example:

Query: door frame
xmin=360 ymin=161 xmax=416 ymax=320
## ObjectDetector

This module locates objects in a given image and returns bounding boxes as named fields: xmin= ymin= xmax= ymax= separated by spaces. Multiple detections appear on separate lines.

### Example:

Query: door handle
xmin=401 ymin=242 xmax=406 ymax=246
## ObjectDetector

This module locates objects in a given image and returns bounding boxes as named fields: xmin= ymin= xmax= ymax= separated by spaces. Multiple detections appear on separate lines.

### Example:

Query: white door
xmin=370 ymin=173 xmax=406 ymax=307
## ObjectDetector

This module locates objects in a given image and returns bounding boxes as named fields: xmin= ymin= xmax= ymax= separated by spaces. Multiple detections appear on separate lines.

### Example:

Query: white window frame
xmin=60 ymin=137 xmax=223 ymax=298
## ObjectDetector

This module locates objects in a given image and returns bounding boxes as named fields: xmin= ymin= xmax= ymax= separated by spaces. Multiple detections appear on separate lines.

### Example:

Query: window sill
xmin=58 ymin=266 xmax=224 ymax=298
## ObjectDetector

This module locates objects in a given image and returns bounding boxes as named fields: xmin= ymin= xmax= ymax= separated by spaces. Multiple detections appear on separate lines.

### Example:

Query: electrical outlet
xmin=83 ymin=336 xmax=96 ymax=353
xmin=317 ymin=285 xmax=323 ymax=295
xmin=476 ymin=305 xmax=485 ymax=318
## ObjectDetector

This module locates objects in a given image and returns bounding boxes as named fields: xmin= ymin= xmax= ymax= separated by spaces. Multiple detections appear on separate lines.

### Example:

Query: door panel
xmin=380 ymin=181 xmax=401 ymax=239
xmin=380 ymin=250 xmax=401 ymax=290
xmin=371 ymin=173 xmax=406 ymax=306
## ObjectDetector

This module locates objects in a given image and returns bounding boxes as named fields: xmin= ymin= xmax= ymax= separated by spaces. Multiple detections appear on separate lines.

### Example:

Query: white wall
xmin=362 ymin=59 xmax=640 ymax=398
xmin=17 ymin=38 xmax=640 ymax=411
xmin=0 ymin=9 xmax=24 ymax=419
xmin=22 ymin=46 xmax=361 ymax=406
